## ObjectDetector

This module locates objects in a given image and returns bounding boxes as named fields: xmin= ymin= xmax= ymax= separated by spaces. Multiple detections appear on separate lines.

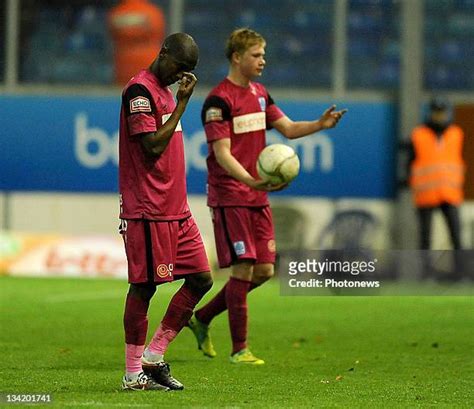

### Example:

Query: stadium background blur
xmin=1 ymin=0 xmax=474 ymax=278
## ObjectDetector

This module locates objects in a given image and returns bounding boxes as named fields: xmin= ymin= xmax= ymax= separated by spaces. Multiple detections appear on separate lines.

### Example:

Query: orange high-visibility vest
xmin=108 ymin=0 xmax=165 ymax=86
xmin=410 ymin=124 xmax=465 ymax=207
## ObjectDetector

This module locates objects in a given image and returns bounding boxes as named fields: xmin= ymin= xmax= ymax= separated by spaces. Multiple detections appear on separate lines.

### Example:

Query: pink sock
xmin=148 ymin=324 xmax=178 ymax=355
xmin=147 ymin=284 xmax=202 ymax=356
xmin=125 ymin=344 xmax=145 ymax=374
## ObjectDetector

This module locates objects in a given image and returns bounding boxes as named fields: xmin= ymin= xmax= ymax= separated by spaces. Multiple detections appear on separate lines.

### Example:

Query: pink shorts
xmin=211 ymin=206 xmax=276 ymax=268
xmin=120 ymin=216 xmax=210 ymax=284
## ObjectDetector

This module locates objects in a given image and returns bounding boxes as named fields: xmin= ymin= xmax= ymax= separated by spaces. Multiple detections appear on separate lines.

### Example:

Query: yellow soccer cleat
xmin=188 ymin=315 xmax=217 ymax=358
xmin=230 ymin=348 xmax=265 ymax=365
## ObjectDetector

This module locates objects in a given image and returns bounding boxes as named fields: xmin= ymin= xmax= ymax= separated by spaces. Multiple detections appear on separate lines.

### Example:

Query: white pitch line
xmin=45 ymin=290 xmax=125 ymax=303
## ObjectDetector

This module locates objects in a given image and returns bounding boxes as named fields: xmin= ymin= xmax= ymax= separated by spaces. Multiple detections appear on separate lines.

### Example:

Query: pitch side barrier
xmin=0 ymin=95 xmax=396 ymax=199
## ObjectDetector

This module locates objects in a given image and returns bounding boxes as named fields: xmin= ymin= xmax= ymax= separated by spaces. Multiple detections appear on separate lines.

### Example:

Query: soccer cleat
xmin=188 ymin=316 xmax=217 ymax=358
xmin=141 ymin=360 xmax=184 ymax=390
xmin=121 ymin=372 xmax=169 ymax=391
xmin=230 ymin=348 xmax=265 ymax=365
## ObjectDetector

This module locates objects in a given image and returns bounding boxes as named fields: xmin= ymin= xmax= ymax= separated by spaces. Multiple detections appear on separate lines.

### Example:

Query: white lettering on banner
xmin=74 ymin=114 xmax=332 ymax=174
xmin=162 ymin=113 xmax=182 ymax=132
xmin=8 ymin=236 xmax=128 ymax=278
xmin=75 ymin=113 xmax=118 ymax=169
xmin=182 ymin=130 xmax=334 ymax=174
xmin=232 ymin=112 xmax=266 ymax=134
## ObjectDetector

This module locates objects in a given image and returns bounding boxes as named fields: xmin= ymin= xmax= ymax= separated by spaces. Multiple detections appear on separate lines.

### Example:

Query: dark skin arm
xmin=140 ymin=72 xmax=197 ymax=157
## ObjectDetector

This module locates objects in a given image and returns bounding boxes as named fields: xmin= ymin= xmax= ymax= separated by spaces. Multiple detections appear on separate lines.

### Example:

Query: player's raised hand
xmin=177 ymin=72 xmax=197 ymax=103
xmin=319 ymin=105 xmax=348 ymax=129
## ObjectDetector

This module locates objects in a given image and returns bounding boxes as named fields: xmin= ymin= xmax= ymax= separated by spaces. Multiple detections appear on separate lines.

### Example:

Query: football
xmin=257 ymin=144 xmax=300 ymax=185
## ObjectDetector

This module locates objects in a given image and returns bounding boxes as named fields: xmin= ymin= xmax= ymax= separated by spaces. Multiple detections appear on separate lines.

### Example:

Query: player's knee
xmin=129 ymin=283 xmax=156 ymax=302
xmin=253 ymin=264 xmax=274 ymax=283
xmin=186 ymin=272 xmax=213 ymax=296
xmin=231 ymin=260 xmax=254 ymax=281
xmin=199 ymin=275 xmax=214 ymax=294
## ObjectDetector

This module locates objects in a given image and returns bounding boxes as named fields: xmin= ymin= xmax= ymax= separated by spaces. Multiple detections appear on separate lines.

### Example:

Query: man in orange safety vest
xmin=409 ymin=97 xmax=465 ymax=252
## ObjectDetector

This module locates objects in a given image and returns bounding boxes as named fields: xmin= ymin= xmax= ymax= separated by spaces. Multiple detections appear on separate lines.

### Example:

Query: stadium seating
xmin=0 ymin=1 xmax=5 ymax=82
xmin=347 ymin=0 xmax=401 ymax=89
xmin=316 ymin=209 xmax=378 ymax=250
xmin=13 ymin=0 xmax=474 ymax=90
xmin=424 ymin=0 xmax=474 ymax=90
xmin=272 ymin=205 xmax=308 ymax=252
xmin=20 ymin=4 xmax=115 ymax=84
xmin=271 ymin=205 xmax=308 ymax=272
xmin=185 ymin=0 xmax=334 ymax=88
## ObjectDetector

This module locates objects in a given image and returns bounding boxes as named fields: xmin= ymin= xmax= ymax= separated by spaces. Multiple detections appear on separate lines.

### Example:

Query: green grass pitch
xmin=0 ymin=276 xmax=473 ymax=408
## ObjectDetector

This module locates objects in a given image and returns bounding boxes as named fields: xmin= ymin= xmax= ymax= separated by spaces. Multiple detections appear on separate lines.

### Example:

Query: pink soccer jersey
xmin=202 ymin=78 xmax=285 ymax=207
xmin=119 ymin=69 xmax=191 ymax=221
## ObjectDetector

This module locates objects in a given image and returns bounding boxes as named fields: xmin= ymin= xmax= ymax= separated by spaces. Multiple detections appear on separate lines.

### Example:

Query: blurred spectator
xmin=409 ymin=97 xmax=465 ymax=251
xmin=108 ymin=0 xmax=165 ymax=86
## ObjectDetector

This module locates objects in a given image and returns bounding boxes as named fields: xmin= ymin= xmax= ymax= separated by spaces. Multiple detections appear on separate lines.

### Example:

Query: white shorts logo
xmin=130 ymin=96 xmax=151 ymax=113
xmin=162 ymin=113 xmax=182 ymax=132
xmin=233 ymin=241 xmax=246 ymax=256
xmin=233 ymin=112 xmax=266 ymax=134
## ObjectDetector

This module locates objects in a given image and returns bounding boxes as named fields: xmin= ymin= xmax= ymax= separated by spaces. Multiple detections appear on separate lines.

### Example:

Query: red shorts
xmin=120 ymin=216 xmax=210 ymax=284
xmin=211 ymin=206 xmax=276 ymax=268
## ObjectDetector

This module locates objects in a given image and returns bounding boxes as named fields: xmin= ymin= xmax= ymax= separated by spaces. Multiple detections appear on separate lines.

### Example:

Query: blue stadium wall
xmin=0 ymin=95 xmax=397 ymax=198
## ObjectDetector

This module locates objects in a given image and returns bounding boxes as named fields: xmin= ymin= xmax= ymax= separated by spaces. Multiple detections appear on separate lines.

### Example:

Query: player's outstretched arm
xmin=271 ymin=105 xmax=347 ymax=140
xmin=212 ymin=138 xmax=286 ymax=192
xmin=141 ymin=73 xmax=197 ymax=156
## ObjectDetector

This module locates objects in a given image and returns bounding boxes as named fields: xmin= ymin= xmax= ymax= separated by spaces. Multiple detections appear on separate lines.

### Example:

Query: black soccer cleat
xmin=121 ymin=372 xmax=169 ymax=391
xmin=142 ymin=361 xmax=184 ymax=390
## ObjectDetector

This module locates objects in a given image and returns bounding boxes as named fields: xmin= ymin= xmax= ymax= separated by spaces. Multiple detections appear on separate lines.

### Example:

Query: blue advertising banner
xmin=0 ymin=95 xmax=396 ymax=198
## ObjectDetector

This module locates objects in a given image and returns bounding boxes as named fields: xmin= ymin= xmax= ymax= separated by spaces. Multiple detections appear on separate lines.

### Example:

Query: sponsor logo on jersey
xmin=233 ymin=241 xmax=246 ymax=256
xmin=157 ymin=263 xmax=174 ymax=278
xmin=205 ymin=107 xmax=223 ymax=123
xmin=130 ymin=96 xmax=152 ymax=113
xmin=162 ymin=113 xmax=182 ymax=132
xmin=232 ymin=112 xmax=266 ymax=134
xmin=258 ymin=97 xmax=266 ymax=111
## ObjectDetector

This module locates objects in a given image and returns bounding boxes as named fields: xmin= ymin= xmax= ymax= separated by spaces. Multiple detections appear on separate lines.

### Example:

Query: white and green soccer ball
xmin=257 ymin=144 xmax=300 ymax=185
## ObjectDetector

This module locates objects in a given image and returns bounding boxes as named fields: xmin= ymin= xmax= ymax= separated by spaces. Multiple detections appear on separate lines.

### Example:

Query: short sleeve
xmin=266 ymin=92 xmax=285 ymax=128
xmin=201 ymin=95 xmax=232 ymax=142
xmin=122 ymin=84 xmax=157 ymax=137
